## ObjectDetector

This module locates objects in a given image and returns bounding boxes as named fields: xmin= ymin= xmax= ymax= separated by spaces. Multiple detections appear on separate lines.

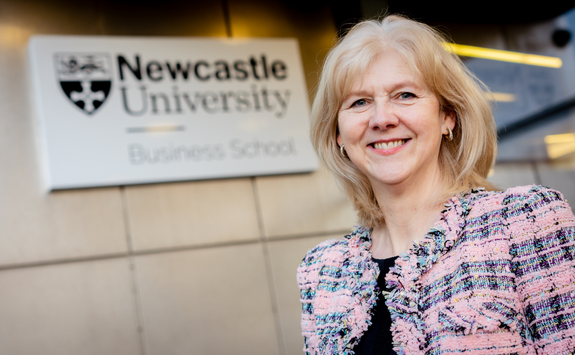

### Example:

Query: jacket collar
xmin=314 ymin=226 xmax=379 ymax=354
xmin=385 ymin=191 xmax=474 ymax=354
xmin=313 ymin=190 xmax=478 ymax=354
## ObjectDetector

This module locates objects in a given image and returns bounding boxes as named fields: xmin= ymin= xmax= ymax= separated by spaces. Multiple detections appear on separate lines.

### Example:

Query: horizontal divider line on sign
xmin=127 ymin=125 xmax=186 ymax=133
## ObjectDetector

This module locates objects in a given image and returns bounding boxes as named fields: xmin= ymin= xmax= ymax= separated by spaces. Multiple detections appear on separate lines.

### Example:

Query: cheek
xmin=337 ymin=117 xmax=352 ymax=143
xmin=339 ymin=127 xmax=362 ymax=147
xmin=411 ymin=107 xmax=443 ymax=135
xmin=338 ymin=114 xmax=366 ymax=142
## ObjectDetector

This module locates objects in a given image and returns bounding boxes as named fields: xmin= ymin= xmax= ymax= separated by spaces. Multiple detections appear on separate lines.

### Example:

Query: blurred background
xmin=1 ymin=1 xmax=575 ymax=354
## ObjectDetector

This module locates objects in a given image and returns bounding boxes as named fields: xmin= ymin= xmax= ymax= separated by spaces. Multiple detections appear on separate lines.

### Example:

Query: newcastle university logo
xmin=54 ymin=53 xmax=112 ymax=115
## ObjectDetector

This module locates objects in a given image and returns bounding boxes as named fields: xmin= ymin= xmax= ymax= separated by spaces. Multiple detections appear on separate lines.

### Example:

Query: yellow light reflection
xmin=545 ymin=133 xmax=575 ymax=159
xmin=487 ymin=92 xmax=516 ymax=102
xmin=443 ymin=43 xmax=562 ymax=68
xmin=545 ymin=133 xmax=575 ymax=144
xmin=0 ymin=24 xmax=31 ymax=48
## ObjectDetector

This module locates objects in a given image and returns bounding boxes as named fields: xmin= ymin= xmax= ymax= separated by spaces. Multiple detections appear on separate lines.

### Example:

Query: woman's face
xmin=337 ymin=50 xmax=455 ymax=190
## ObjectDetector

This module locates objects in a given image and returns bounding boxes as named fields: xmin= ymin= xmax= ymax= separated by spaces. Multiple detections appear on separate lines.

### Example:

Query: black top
xmin=352 ymin=256 xmax=399 ymax=355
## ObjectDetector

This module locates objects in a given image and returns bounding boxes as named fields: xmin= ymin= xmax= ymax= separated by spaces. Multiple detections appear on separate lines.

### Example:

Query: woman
xmin=298 ymin=15 xmax=575 ymax=355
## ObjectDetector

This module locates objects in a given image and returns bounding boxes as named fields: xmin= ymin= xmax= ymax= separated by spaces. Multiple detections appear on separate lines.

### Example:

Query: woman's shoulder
xmin=499 ymin=184 xmax=567 ymax=202
xmin=464 ymin=184 xmax=569 ymax=210
xmin=297 ymin=226 xmax=370 ymax=278
xmin=299 ymin=227 xmax=367 ymax=265
xmin=460 ymin=185 xmax=574 ymax=232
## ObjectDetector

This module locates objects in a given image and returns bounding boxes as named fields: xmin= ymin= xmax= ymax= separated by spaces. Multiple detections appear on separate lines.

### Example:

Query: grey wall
xmin=1 ymin=2 xmax=574 ymax=355
xmin=0 ymin=1 xmax=355 ymax=355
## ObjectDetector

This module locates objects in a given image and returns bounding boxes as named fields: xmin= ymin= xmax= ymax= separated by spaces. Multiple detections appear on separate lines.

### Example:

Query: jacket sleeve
xmin=509 ymin=186 xmax=575 ymax=354
xmin=297 ymin=238 xmax=339 ymax=355
xmin=297 ymin=245 xmax=321 ymax=355
xmin=297 ymin=267 xmax=314 ymax=353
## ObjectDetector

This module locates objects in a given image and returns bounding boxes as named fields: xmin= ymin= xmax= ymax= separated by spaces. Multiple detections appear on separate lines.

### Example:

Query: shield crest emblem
xmin=54 ymin=53 xmax=112 ymax=115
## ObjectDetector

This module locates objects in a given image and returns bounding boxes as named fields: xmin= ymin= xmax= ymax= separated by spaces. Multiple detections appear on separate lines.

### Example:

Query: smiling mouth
xmin=372 ymin=139 xmax=408 ymax=150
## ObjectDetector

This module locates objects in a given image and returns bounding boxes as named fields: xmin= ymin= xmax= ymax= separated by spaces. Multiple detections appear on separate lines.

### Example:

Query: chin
xmin=368 ymin=173 xmax=409 ymax=187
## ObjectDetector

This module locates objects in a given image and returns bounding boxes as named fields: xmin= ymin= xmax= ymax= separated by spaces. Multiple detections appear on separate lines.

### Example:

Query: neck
xmin=369 ymin=165 xmax=448 ymax=259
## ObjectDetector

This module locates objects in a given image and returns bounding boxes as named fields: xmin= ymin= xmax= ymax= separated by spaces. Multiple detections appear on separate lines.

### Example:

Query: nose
xmin=369 ymin=101 xmax=398 ymax=130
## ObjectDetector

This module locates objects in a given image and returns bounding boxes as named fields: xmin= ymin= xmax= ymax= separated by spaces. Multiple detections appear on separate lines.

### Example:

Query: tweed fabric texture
xmin=297 ymin=185 xmax=575 ymax=354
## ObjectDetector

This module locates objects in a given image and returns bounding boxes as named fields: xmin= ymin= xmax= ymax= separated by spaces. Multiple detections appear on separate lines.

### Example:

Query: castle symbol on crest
xmin=54 ymin=53 xmax=112 ymax=115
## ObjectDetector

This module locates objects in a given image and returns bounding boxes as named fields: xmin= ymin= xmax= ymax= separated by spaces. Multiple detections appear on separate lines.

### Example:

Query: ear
xmin=336 ymin=134 xmax=343 ymax=147
xmin=442 ymin=110 xmax=456 ymax=135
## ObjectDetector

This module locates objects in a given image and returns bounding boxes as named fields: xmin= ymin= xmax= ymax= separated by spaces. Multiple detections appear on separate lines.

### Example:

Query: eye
xmin=399 ymin=92 xmax=416 ymax=100
xmin=351 ymin=99 xmax=367 ymax=108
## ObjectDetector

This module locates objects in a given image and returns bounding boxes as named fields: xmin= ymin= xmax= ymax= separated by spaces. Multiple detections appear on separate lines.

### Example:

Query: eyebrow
xmin=344 ymin=79 xmax=422 ymax=100
xmin=343 ymin=89 xmax=371 ymax=100
xmin=386 ymin=80 xmax=420 ymax=92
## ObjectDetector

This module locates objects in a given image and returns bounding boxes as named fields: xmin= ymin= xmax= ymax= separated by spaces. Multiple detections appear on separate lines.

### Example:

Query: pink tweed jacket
xmin=297 ymin=185 xmax=575 ymax=354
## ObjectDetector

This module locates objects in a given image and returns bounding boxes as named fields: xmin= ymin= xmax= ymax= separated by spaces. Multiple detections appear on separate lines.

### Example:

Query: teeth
xmin=373 ymin=140 xmax=405 ymax=150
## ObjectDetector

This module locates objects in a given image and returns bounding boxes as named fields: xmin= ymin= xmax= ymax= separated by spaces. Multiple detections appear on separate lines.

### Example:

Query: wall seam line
xmin=120 ymin=186 xmax=149 ymax=355
xmin=252 ymin=177 xmax=287 ymax=355
xmin=221 ymin=0 xmax=233 ymax=38
xmin=266 ymin=228 xmax=352 ymax=242
xmin=531 ymin=161 xmax=542 ymax=185
xmin=0 ymin=252 xmax=129 ymax=271
xmin=0 ymin=231 xmax=347 ymax=272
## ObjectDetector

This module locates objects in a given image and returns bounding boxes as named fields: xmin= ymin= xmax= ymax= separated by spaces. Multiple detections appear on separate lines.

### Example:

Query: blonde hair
xmin=310 ymin=15 xmax=498 ymax=227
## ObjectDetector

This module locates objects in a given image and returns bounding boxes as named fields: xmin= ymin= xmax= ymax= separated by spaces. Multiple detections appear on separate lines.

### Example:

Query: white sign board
xmin=29 ymin=36 xmax=317 ymax=190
